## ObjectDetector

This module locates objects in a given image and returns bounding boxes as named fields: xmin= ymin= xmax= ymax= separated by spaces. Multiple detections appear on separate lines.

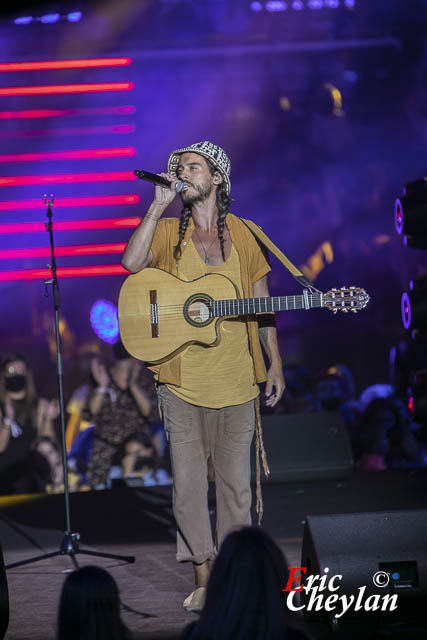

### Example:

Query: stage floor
xmin=2 ymin=469 xmax=427 ymax=640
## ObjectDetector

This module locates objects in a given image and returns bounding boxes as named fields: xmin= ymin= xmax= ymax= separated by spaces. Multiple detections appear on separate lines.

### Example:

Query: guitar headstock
xmin=323 ymin=286 xmax=370 ymax=313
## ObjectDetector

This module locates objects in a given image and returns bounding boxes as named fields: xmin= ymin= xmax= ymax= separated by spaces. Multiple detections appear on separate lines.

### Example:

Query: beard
xmin=180 ymin=179 xmax=213 ymax=205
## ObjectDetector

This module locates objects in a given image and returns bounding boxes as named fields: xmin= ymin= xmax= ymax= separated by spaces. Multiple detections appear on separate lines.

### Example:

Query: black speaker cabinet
xmin=0 ymin=544 xmax=8 ymax=640
xmin=251 ymin=411 xmax=353 ymax=483
xmin=300 ymin=509 xmax=427 ymax=623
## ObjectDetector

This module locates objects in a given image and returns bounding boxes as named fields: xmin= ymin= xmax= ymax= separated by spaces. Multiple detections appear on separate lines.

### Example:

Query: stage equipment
xmin=401 ymin=276 xmax=427 ymax=335
xmin=395 ymin=179 xmax=427 ymax=426
xmin=0 ymin=544 xmax=8 ymax=640
xmin=250 ymin=412 xmax=353 ymax=483
xmin=395 ymin=178 xmax=427 ymax=249
xmin=300 ymin=509 xmax=427 ymax=632
xmin=134 ymin=169 xmax=183 ymax=192
xmin=410 ymin=369 xmax=427 ymax=425
xmin=5 ymin=196 xmax=135 ymax=571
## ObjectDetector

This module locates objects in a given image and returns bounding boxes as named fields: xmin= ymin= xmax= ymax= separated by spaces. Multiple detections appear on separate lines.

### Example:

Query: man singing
xmin=122 ymin=141 xmax=285 ymax=611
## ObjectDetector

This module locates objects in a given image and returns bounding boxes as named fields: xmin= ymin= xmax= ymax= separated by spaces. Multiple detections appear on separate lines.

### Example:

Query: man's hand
xmin=153 ymin=172 xmax=181 ymax=208
xmin=265 ymin=361 xmax=285 ymax=408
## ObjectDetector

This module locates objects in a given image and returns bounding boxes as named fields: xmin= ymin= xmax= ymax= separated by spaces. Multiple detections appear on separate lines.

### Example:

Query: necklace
xmin=193 ymin=226 xmax=217 ymax=265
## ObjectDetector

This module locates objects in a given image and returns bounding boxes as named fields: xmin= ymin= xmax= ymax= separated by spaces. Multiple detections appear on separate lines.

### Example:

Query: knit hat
xmin=167 ymin=141 xmax=231 ymax=194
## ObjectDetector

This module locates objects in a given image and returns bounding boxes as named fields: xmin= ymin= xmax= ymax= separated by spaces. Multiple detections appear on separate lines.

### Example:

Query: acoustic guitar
xmin=118 ymin=268 xmax=369 ymax=364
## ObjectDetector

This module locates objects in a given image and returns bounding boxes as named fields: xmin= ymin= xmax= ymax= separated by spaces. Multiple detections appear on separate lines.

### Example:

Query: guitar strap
xmin=239 ymin=217 xmax=315 ymax=289
xmin=239 ymin=217 xmax=315 ymax=524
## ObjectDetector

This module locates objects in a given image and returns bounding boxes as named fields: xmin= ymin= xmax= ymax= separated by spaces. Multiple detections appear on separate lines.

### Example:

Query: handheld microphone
xmin=134 ymin=169 xmax=184 ymax=193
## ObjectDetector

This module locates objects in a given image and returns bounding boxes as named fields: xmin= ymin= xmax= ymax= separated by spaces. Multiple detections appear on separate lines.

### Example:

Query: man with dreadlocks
xmin=122 ymin=141 xmax=284 ymax=612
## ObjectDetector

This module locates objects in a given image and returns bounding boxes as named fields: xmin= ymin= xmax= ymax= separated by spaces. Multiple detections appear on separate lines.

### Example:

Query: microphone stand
xmin=6 ymin=195 xmax=135 ymax=570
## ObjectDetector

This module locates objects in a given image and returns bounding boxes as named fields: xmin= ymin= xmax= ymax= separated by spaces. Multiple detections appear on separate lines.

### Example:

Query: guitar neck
xmin=211 ymin=293 xmax=323 ymax=317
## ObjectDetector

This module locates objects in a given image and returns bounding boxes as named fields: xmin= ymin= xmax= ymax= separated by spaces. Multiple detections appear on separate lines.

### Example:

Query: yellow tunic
xmin=149 ymin=214 xmax=271 ymax=387
xmin=165 ymin=238 xmax=259 ymax=408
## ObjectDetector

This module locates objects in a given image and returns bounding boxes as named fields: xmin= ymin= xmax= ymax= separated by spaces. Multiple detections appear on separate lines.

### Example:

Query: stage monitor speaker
xmin=0 ymin=543 xmax=8 ymax=640
xmin=251 ymin=411 xmax=353 ymax=483
xmin=300 ymin=509 xmax=427 ymax=627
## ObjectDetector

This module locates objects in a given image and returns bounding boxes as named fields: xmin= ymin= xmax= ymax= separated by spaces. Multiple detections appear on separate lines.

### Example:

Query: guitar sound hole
xmin=187 ymin=300 xmax=210 ymax=324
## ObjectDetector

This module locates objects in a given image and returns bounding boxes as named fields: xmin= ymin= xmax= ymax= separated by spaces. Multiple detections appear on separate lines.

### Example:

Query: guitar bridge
xmin=149 ymin=290 xmax=159 ymax=338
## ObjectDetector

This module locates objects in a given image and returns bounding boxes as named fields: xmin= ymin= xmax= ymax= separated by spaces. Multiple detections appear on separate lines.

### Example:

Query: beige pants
xmin=157 ymin=384 xmax=256 ymax=563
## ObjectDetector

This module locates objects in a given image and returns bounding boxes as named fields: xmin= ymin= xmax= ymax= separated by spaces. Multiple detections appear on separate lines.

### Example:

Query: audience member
xmin=313 ymin=369 xmax=359 ymax=428
xmin=32 ymin=436 xmax=64 ymax=493
xmin=108 ymin=431 xmax=170 ymax=487
xmin=85 ymin=341 xmax=153 ymax=489
xmin=0 ymin=353 xmax=61 ymax=494
xmin=280 ymin=365 xmax=314 ymax=414
xmin=356 ymin=396 xmax=423 ymax=471
xmin=67 ymin=425 xmax=95 ymax=490
xmin=181 ymin=526 xmax=311 ymax=639
xmin=56 ymin=565 xmax=130 ymax=640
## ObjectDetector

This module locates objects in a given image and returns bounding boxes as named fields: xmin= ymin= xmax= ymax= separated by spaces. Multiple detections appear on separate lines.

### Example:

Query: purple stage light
xmin=292 ymin=0 xmax=304 ymax=9
xmin=308 ymin=0 xmax=323 ymax=8
xmin=90 ymin=300 xmax=119 ymax=344
xmin=344 ymin=0 xmax=355 ymax=7
xmin=325 ymin=0 xmax=340 ymax=7
xmin=394 ymin=198 xmax=403 ymax=235
xmin=250 ymin=1 xmax=263 ymax=11
xmin=401 ymin=292 xmax=411 ymax=330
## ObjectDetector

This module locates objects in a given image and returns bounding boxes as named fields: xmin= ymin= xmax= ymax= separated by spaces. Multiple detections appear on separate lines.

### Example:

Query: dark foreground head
xmin=57 ymin=565 xmax=130 ymax=640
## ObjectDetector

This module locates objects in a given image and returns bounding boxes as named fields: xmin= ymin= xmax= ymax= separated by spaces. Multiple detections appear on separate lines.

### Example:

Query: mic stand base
xmin=6 ymin=531 xmax=135 ymax=570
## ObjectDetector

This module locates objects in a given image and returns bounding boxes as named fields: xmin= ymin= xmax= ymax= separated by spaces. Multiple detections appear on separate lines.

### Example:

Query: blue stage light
xmin=266 ymin=1 xmax=287 ymax=11
xmin=40 ymin=13 xmax=61 ymax=24
xmin=90 ymin=300 xmax=119 ymax=344
xmin=14 ymin=16 xmax=33 ymax=25
xmin=292 ymin=0 xmax=304 ymax=9
xmin=308 ymin=0 xmax=323 ymax=8
xmin=67 ymin=12 xmax=82 ymax=22
xmin=325 ymin=0 xmax=340 ymax=7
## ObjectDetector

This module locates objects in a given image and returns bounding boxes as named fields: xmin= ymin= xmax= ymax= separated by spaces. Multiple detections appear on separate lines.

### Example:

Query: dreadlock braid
xmin=216 ymin=182 xmax=230 ymax=262
xmin=173 ymin=206 xmax=192 ymax=261
xmin=173 ymin=157 xmax=231 ymax=262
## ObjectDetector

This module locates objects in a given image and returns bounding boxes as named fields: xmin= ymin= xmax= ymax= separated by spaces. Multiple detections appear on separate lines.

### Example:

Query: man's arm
xmin=121 ymin=172 xmax=179 ymax=273
xmin=253 ymin=275 xmax=285 ymax=407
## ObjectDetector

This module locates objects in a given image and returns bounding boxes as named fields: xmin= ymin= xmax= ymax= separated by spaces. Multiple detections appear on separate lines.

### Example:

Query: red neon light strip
xmin=0 ymin=195 xmax=139 ymax=211
xmin=0 ymin=265 xmax=128 ymax=281
xmin=0 ymin=171 xmax=137 ymax=187
xmin=0 ymin=82 xmax=133 ymax=97
xmin=0 ymin=58 xmax=132 ymax=72
xmin=0 ymin=243 xmax=126 ymax=260
xmin=0 ymin=106 xmax=136 ymax=119
xmin=0 ymin=125 xmax=135 ymax=139
xmin=0 ymin=147 xmax=136 ymax=163
xmin=0 ymin=217 xmax=141 ymax=234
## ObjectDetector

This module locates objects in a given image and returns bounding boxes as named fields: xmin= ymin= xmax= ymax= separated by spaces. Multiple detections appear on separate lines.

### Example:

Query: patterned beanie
xmin=167 ymin=141 xmax=231 ymax=194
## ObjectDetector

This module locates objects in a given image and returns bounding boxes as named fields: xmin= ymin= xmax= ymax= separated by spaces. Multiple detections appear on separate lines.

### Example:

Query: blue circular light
xmin=67 ymin=12 xmax=82 ymax=22
xmin=392 ymin=572 xmax=400 ymax=580
xmin=90 ymin=299 xmax=119 ymax=344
